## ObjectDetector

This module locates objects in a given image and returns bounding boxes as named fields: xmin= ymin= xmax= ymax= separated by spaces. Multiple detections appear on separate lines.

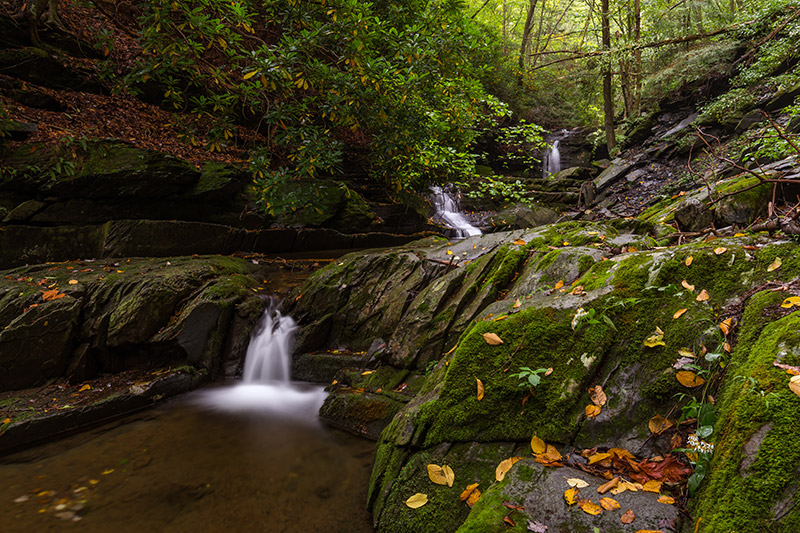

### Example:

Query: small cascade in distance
xmin=542 ymin=139 xmax=561 ymax=177
xmin=194 ymin=298 xmax=325 ymax=417
xmin=430 ymin=186 xmax=482 ymax=238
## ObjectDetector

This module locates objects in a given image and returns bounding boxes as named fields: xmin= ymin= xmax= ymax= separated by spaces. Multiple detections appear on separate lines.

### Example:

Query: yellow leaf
xmin=495 ymin=457 xmax=523 ymax=481
xmin=78 ymin=384 xmax=91 ymax=392
xmin=767 ymin=257 xmax=782 ymax=272
xmin=644 ymin=327 xmax=666 ymax=348
xmin=446 ymin=250 xmax=453 ymax=255
xmin=789 ymin=374 xmax=800 ymax=398
xmin=466 ymin=488 xmax=481 ymax=507
xmin=426 ymin=465 xmax=454 ymax=486
xmin=597 ymin=477 xmax=619 ymax=494
xmin=648 ymin=414 xmax=674 ymax=435
xmin=585 ymin=404 xmax=601 ymax=418
xmin=513 ymin=239 xmax=526 ymax=245
xmin=578 ymin=499 xmax=603 ymax=515
xmin=513 ymin=299 xmax=522 ymax=309
xmin=102 ymin=469 xmax=114 ymax=475
xmin=696 ymin=289 xmax=710 ymax=302
xmin=642 ymin=480 xmax=662 ymax=493
xmin=2 ymin=418 xmax=10 ymax=424
xmin=621 ymin=508 xmax=635 ymax=523
xmin=404 ymin=493 xmax=428 ymax=509
xmin=714 ymin=247 xmax=727 ymax=255
xmin=676 ymin=370 xmax=706 ymax=387
xmin=530 ymin=435 xmax=546 ymax=455
xmin=537 ymin=444 xmax=563 ymax=464
xmin=780 ymin=296 xmax=800 ymax=308
xmin=331 ymin=379 xmax=338 ymax=385
xmin=681 ymin=280 xmax=695 ymax=291
xmin=483 ymin=333 xmax=503 ymax=345
xmin=361 ymin=370 xmax=375 ymax=376
xmin=588 ymin=452 xmax=611 ymax=465
xmin=685 ymin=256 xmax=693 ymax=266
xmin=476 ymin=378 xmax=484 ymax=401
xmin=459 ymin=483 xmax=479 ymax=501
xmin=673 ymin=308 xmax=688 ymax=319
xmin=567 ymin=478 xmax=589 ymax=488
xmin=678 ymin=348 xmax=696 ymax=358
xmin=589 ymin=385 xmax=607 ymax=406
xmin=600 ymin=497 xmax=620 ymax=510
xmin=554 ymin=280 xmax=564 ymax=290
xmin=68 ymin=279 xmax=78 ymax=285
xmin=658 ymin=495 xmax=675 ymax=505
xmin=243 ymin=70 xmax=259 ymax=79
xmin=564 ymin=487 xmax=579 ymax=505
xmin=719 ymin=318 xmax=733 ymax=335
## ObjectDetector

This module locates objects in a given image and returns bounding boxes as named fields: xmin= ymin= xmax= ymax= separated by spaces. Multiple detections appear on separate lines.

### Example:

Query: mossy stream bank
xmin=288 ymin=221 xmax=800 ymax=532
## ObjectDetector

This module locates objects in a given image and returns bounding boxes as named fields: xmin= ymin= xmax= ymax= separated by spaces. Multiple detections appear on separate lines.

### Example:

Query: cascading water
xmin=543 ymin=139 xmax=561 ymax=177
xmin=194 ymin=299 xmax=326 ymax=416
xmin=430 ymin=186 xmax=482 ymax=238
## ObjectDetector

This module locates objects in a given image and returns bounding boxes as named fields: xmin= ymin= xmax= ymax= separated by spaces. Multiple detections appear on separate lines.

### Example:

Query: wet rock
xmin=593 ymin=158 xmax=634 ymax=192
xmin=674 ymin=198 xmax=713 ymax=232
xmin=319 ymin=390 xmax=404 ymax=440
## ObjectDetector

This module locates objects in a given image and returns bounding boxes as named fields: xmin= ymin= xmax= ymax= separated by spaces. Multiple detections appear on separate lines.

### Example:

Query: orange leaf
xmin=600 ymin=497 xmax=620 ymax=510
xmin=681 ymin=280 xmax=695 ymax=291
xmin=719 ymin=318 xmax=733 ymax=335
xmin=658 ymin=495 xmax=675 ymax=505
xmin=513 ymin=239 xmax=526 ymax=246
xmin=642 ymin=480 xmax=662 ymax=493
xmin=676 ymin=370 xmax=706 ymax=387
xmin=68 ymin=279 xmax=78 ymax=285
xmin=513 ymin=299 xmax=522 ymax=308
xmin=42 ymin=289 xmax=66 ymax=302
xmin=597 ymin=477 xmax=619 ymax=494
xmin=503 ymin=515 xmax=516 ymax=527
xmin=714 ymin=247 xmax=727 ymax=255
xmin=530 ymin=435 xmax=546 ymax=455
xmin=673 ymin=308 xmax=688 ymax=319
xmin=564 ymin=487 xmax=579 ymax=506
xmin=648 ymin=414 xmax=674 ymax=435
xmin=466 ymin=488 xmax=481 ymax=508
xmin=685 ymin=256 xmax=693 ymax=266
xmin=585 ymin=404 xmax=601 ymax=418
xmin=460 ymin=483 xmax=479 ymax=501
xmin=554 ymin=280 xmax=564 ymax=290
xmin=588 ymin=452 xmax=611 ymax=465
xmin=578 ymin=499 xmax=603 ymax=515
xmin=495 ymin=457 xmax=523 ymax=482
xmin=621 ymin=509 xmax=635 ymax=524
xmin=696 ymin=289 xmax=710 ymax=302
xmin=483 ymin=332 xmax=503 ymax=345
xmin=476 ymin=378 xmax=484 ymax=401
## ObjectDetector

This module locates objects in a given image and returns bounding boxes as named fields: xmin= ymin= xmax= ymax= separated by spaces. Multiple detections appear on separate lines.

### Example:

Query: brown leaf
xmin=621 ymin=509 xmax=635 ymax=524
xmin=673 ymin=308 xmax=688 ymax=319
xmin=597 ymin=477 xmax=619 ymax=494
xmin=460 ymin=483 xmax=480 ymax=501
xmin=676 ymin=370 xmax=705 ymax=388
xmin=513 ymin=299 xmax=522 ymax=308
xmin=495 ymin=457 xmax=523 ymax=482
xmin=719 ymin=318 xmax=733 ymax=335
xmin=600 ymin=497 xmax=620 ymax=511
xmin=476 ymin=378 xmax=485 ymax=401
xmin=404 ymin=493 xmax=428 ymax=508
xmin=530 ymin=435 xmax=546 ymax=455
xmin=483 ymin=333 xmax=503 ymax=345
xmin=774 ymin=361 xmax=800 ymax=375
xmin=504 ymin=515 xmax=516 ymax=527
xmin=588 ymin=452 xmax=611 ymax=465
xmin=648 ymin=414 xmax=674 ymax=435
xmin=789 ymin=375 xmax=800 ymax=398
xmin=585 ymin=404 xmax=601 ymax=418
xmin=503 ymin=501 xmax=525 ymax=511
xmin=544 ymin=367 xmax=553 ymax=376
xmin=696 ymin=289 xmax=709 ymax=302
xmin=513 ymin=239 xmax=526 ymax=246
xmin=42 ymin=289 xmax=66 ymax=302
xmin=564 ymin=487 xmax=579 ymax=506
xmin=589 ymin=385 xmax=607 ymax=407
xmin=578 ymin=499 xmax=603 ymax=515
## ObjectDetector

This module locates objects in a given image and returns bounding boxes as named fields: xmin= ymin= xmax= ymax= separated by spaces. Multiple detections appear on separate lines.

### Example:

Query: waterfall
xmin=193 ymin=298 xmax=326 ymax=416
xmin=242 ymin=301 xmax=296 ymax=383
xmin=430 ymin=186 xmax=482 ymax=238
xmin=543 ymin=139 xmax=561 ymax=177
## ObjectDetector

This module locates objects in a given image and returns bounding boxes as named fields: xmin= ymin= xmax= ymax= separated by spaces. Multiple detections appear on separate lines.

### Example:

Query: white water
xmin=430 ymin=186 xmax=482 ymax=238
xmin=543 ymin=139 xmax=561 ymax=177
xmin=194 ymin=300 xmax=326 ymax=419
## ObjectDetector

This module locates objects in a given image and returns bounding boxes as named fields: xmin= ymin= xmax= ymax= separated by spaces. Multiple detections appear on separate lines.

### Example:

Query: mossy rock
xmin=273 ymin=180 xmax=378 ymax=231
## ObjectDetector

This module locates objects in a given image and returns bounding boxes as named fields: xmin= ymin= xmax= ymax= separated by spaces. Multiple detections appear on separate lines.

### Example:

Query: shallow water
xmin=0 ymin=384 xmax=375 ymax=533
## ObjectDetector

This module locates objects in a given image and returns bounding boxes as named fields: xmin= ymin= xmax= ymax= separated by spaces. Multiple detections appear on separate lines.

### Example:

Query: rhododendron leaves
xmin=404 ymin=493 xmax=428 ymax=508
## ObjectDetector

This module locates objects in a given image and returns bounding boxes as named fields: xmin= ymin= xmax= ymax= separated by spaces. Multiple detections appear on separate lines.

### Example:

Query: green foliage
xmin=509 ymin=366 xmax=550 ymax=388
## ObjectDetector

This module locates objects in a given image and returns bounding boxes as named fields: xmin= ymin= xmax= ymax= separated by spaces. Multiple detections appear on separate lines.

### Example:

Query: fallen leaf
xmin=719 ymin=318 xmax=733 ymax=335
xmin=554 ymin=280 xmax=564 ymax=290
xmin=588 ymin=452 xmax=611 ymax=465
xmin=68 ymin=279 xmax=78 ymax=285
xmin=585 ymin=404 xmax=601 ymax=418
xmin=589 ymin=385 xmax=607 ymax=406
xmin=564 ymin=487 xmax=579 ymax=506
xmin=676 ymin=370 xmax=706 ymax=387
xmin=648 ymin=414 xmax=674 ymax=435
xmin=673 ymin=308 xmax=688 ymax=319
xmin=657 ymin=495 xmax=675 ymax=504
xmin=483 ymin=333 xmax=503 ymax=345
xmin=578 ymin=499 xmax=603 ymax=515
xmin=460 ymin=483 xmax=479 ymax=501
xmin=102 ymin=469 xmax=114 ymax=475
xmin=78 ymin=384 xmax=91 ymax=392
xmin=789 ymin=375 xmax=800 ymax=398
xmin=678 ymin=348 xmax=696 ymax=358
xmin=496 ymin=457 xmax=523 ymax=482
xmin=2 ymin=418 xmax=11 ymax=424
xmin=527 ymin=520 xmax=548 ymax=532
xmin=544 ymin=367 xmax=553 ymax=376
xmin=714 ymin=247 xmax=727 ymax=255
xmin=642 ymin=480 xmax=662 ymax=493
xmin=696 ymin=289 xmax=710 ymax=302
xmin=504 ymin=515 xmax=516 ymax=527
xmin=503 ymin=501 xmax=525 ymax=511
xmin=42 ymin=289 xmax=66 ymax=302
xmin=685 ymin=256 xmax=693 ymax=266
xmin=530 ymin=435 xmax=547 ymax=455
xmin=621 ymin=509 xmax=635 ymax=524
xmin=427 ymin=464 xmax=455 ymax=487
xmin=404 ymin=493 xmax=428 ymax=509
xmin=476 ymin=378 xmax=485 ymax=401
xmin=644 ymin=327 xmax=666 ymax=348
xmin=538 ymin=444 xmax=563 ymax=463
xmin=513 ymin=239 xmax=526 ymax=245
xmin=361 ymin=370 xmax=375 ymax=376
xmin=566 ymin=478 xmax=589 ymax=488
xmin=597 ymin=477 xmax=619 ymax=494
xmin=466 ymin=488 xmax=481 ymax=507
xmin=780 ymin=296 xmax=800 ymax=309
xmin=446 ymin=250 xmax=453 ymax=255
xmin=600 ymin=497 xmax=620 ymax=510
xmin=681 ymin=280 xmax=695 ymax=291
xmin=774 ymin=361 xmax=800 ymax=375
xmin=767 ymin=257 xmax=782 ymax=272
xmin=513 ymin=299 xmax=522 ymax=308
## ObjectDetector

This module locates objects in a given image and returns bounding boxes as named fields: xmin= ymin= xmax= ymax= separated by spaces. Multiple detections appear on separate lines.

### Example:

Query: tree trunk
xmin=602 ymin=0 xmax=616 ymax=152
xmin=15 ymin=0 xmax=63 ymax=44
xmin=633 ymin=0 xmax=642 ymax=116
xmin=518 ymin=0 xmax=539 ymax=72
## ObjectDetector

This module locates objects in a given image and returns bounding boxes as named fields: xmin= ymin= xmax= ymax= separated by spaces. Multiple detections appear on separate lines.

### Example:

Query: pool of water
xmin=0 ymin=384 xmax=375 ymax=532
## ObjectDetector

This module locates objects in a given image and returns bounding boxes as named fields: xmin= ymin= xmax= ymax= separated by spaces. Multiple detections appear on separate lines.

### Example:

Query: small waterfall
xmin=543 ymin=139 xmax=561 ymax=177
xmin=430 ymin=186 xmax=482 ymax=238
xmin=242 ymin=301 xmax=296 ymax=383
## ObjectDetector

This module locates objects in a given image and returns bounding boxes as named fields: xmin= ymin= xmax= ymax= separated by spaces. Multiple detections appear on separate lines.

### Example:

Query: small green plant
xmin=571 ymin=307 xmax=617 ymax=332
xmin=510 ymin=367 xmax=550 ymax=388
